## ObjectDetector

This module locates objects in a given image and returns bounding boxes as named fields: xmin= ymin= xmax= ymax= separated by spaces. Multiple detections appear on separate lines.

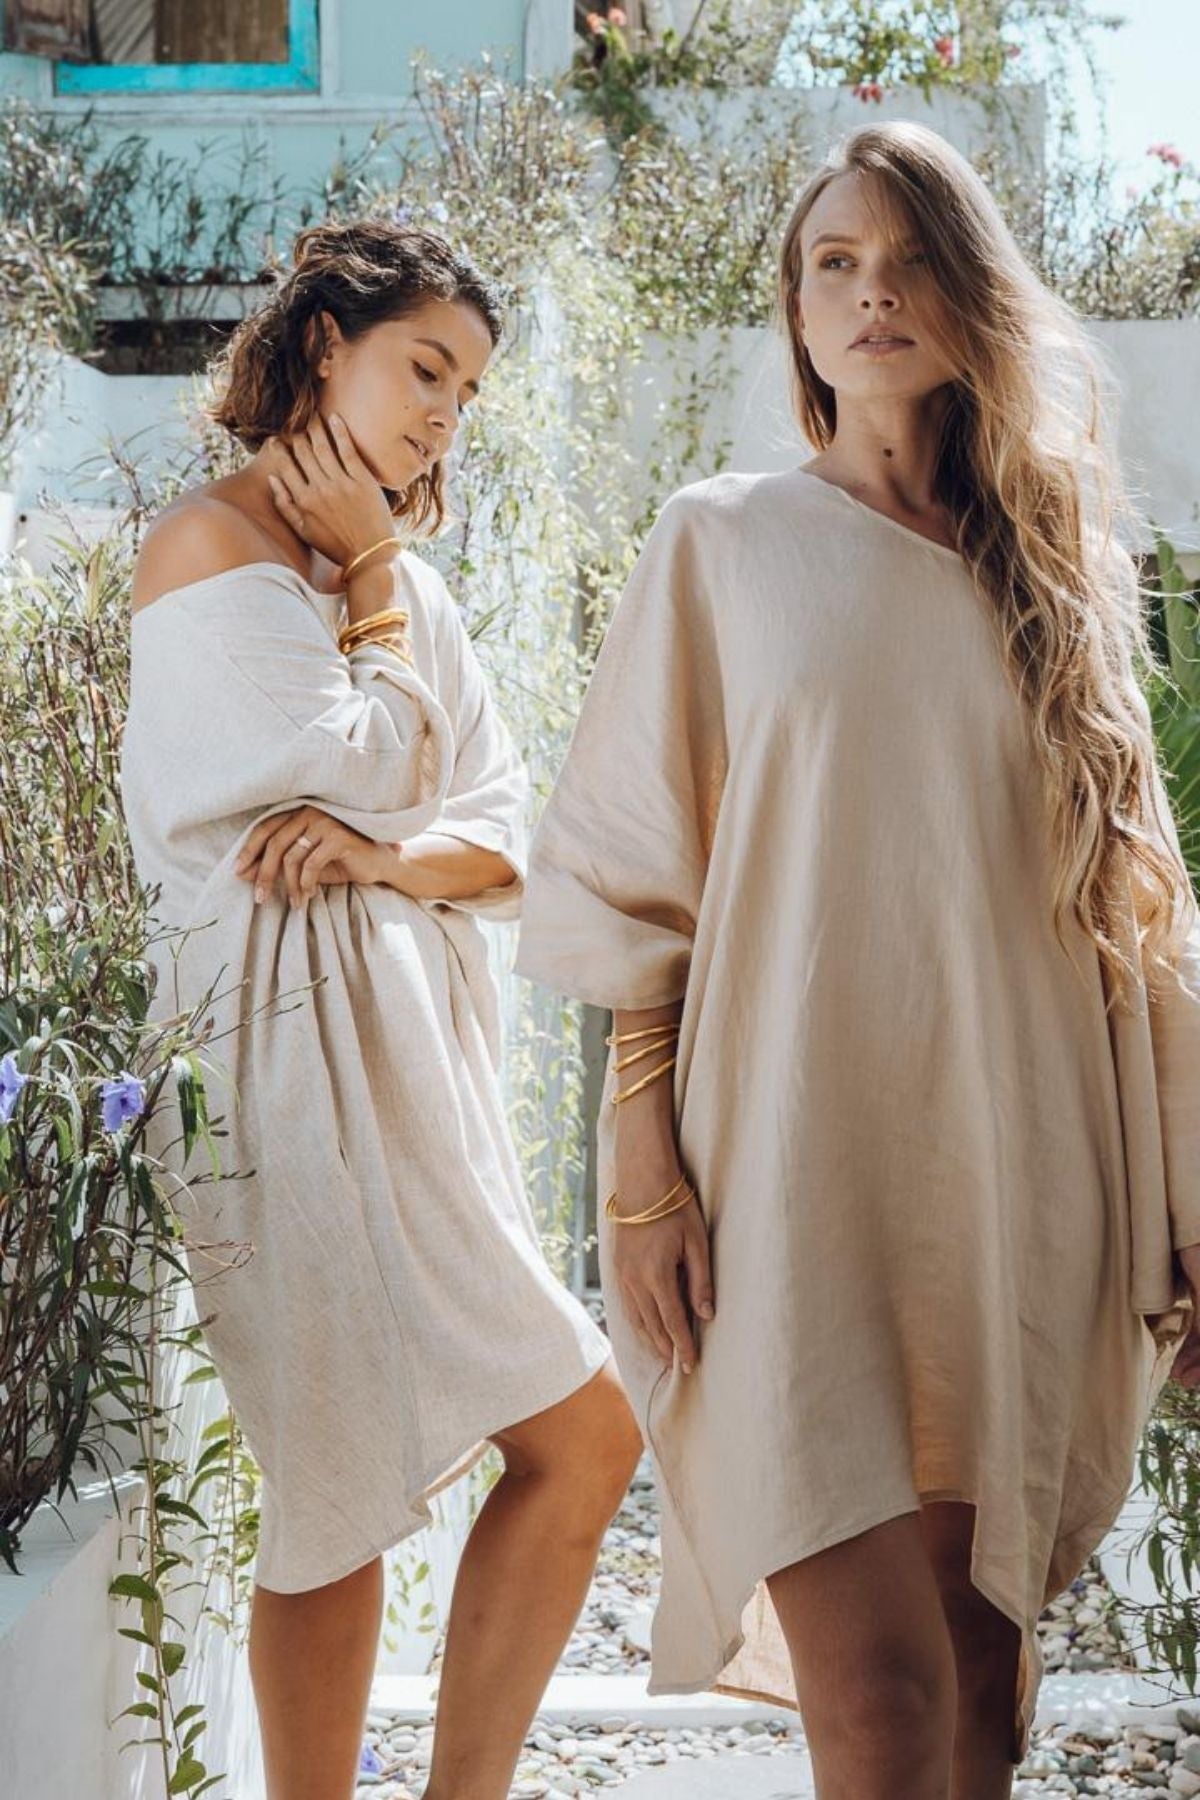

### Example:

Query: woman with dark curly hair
xmin=120 ymin=219 xmax=640 ymax=1800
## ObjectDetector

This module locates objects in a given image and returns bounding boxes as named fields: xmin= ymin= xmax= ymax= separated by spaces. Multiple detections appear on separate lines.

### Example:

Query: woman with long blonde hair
xmin=516 ymin=121 xmax=1200 ymax=1800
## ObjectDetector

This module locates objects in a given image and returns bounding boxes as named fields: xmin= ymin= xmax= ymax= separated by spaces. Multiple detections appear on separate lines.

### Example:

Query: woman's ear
xmin=307 ymin=310 xmax=343 ymax=380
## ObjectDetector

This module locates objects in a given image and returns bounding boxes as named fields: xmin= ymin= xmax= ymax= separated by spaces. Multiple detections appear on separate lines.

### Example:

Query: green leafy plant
xmin=1145 ymin=533 xmax=1200 ymax=886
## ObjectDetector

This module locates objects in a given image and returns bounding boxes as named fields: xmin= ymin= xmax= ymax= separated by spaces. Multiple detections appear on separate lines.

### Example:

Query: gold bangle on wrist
xmin=605 ymin=1174 xmax=695 ymax=1226
xmin=341 ymin=535 xmax=406 ymax=584
xmin=338 ymin=605 xmax=409 ymax=648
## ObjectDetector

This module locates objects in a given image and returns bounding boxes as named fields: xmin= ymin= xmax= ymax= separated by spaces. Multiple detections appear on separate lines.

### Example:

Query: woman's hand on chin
xmin=263 ymin=413 xmax=397 ymax=572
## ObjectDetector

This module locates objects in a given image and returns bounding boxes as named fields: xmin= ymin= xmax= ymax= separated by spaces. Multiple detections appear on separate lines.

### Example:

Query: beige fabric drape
xmin=516 ymin=466 xmax=1200 ymax=1764
xmin=120 ymin=552 xmax=611 ymax=1593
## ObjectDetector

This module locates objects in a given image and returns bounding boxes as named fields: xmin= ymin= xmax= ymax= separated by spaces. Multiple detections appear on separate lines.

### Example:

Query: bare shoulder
xmin=131 ymin=492 xmax=275 ymax=614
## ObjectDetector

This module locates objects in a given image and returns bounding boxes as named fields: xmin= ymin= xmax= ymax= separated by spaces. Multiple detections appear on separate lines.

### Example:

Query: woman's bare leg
xmin=249 ymin=1553 xmax=384 ymax=1800
xmin=423 ymin=1359 xmax=642 ymax=1800
xmin=917 ymin=1501 xmax=1021 ymax=1800
xmin=766 ymin=1511 xmax=958 ymax=1800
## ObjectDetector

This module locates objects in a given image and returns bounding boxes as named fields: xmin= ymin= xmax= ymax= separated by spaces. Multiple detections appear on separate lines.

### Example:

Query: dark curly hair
xmin=209 ymin=218 xmax=505 ymax=536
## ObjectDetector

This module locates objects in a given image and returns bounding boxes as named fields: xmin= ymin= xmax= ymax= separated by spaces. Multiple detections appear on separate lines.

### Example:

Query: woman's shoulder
xmin=131 ymin=489 xmax=292 ymax=614
xmin=655 ymin=465 xmax=811 ymax=542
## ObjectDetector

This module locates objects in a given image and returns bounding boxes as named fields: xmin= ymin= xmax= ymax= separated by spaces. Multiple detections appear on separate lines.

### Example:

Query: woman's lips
xmin=405 ymin=435 xmax=432 ymax=466
xmin=852 ymin=336 xmax=915 ymax=356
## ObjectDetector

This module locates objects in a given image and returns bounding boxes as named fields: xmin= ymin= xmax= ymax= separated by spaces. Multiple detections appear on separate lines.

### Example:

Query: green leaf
xmin=109 ymin=1573 xmax=161 ymax=1604
xmin=161 ymin=1641 xmax=185 ymax=1677
xmin=167 ymin=1755 xmax=207 ymax=1793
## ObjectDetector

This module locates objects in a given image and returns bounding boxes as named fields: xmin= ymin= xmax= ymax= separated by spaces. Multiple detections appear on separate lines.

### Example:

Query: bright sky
xmin=1069 ymin=0 xmax=1198 ymax=190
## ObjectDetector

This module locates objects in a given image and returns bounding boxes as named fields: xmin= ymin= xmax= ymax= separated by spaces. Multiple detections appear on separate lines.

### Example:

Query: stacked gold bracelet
xmin=606 ymin=1021 xmax=680 ymax=1107
xmin=341 ymin=534 xmax=407 ymax=584
xmin=604 ymin=1172 xmax=696 ymax=1227
xmin=337 ymin=606 xmax=415 ymax=668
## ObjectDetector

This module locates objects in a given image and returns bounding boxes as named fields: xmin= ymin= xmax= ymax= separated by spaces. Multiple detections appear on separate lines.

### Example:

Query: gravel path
xmin=355 ymin=1454 xmax=1157 ymax=1796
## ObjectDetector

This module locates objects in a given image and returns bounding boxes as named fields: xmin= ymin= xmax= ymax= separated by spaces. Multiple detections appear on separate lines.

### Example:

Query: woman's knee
xmin=822 ymin=1635 xmax=958 ymax=1752
xmin=495 ymin=1361 xmax=642 ymax=1513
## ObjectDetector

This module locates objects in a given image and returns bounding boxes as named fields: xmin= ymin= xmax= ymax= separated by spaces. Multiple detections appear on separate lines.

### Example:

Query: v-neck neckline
xmin=793 ymin=465 xmax=964 ymax=563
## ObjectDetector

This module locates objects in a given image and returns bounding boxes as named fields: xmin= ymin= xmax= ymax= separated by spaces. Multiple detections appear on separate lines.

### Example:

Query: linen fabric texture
xmin=120 ymin=552 xmax=612 ymax=1594
xmin=514 ymin=467 xmax=1200 ymax=1766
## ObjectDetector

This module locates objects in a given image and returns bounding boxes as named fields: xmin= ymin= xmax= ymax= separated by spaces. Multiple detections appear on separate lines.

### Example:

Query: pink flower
xmin=1149 ymin=142 xmax=1184 ymax=168
xmin=868 ymin=81 xmax=885 ymax=102
xmin=586 ymin=10 xmax=605 ymax=32
xmin=1005 ymin=43 xmax=1021 ymax=57
xmin=610 ymin=5 xmax=627 ymax=23
xmin=933 ymin=34 xmax=955 ymax=66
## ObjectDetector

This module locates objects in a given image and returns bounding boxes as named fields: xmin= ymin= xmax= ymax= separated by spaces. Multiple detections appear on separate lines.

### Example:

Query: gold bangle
xmin=338 ymin=606 xmax=409 ymax=647
xmin=342 ymin=635 xmax=415 ymax=670
xmin=612 ymin=1034 xmax=680 ymax=1075
xmin=342 ymin=536 xmax=406 ymax=584
xmin=605 ymin=1024 xmax=680 ymax=1047
xmin=604 ymin=1176 xmax=695 ymax=1226
xmin=610 ymin=1054 xmax=676 ymax=1105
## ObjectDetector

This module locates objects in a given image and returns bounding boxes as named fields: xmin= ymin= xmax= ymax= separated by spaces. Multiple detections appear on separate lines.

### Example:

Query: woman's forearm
xmin=375 ymin=831 xmax=518 ymax=900
xmin=612 ymin=1003 xmax=684 ymax=1162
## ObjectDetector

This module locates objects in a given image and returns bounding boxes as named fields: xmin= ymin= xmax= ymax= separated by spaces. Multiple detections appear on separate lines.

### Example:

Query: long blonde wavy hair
xmin=778 ymin=121 xmax=1192 ymax=1006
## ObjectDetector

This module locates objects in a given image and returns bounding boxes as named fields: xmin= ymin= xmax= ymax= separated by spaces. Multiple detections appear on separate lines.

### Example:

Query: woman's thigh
xmin=766 ymin=1509 xmax=958 ymax=1716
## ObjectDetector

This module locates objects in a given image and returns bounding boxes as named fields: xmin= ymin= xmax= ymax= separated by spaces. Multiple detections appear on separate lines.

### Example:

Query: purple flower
xmin=358 ymin=1743 xmax=385 ymax=1775
xmin=392 ymin=203 xmax=413 ymax=226
xmin=101 ymin=1072 xmax=146 ymax=1133
xmin=0 ymin=1053 xmax=28 ymax=1124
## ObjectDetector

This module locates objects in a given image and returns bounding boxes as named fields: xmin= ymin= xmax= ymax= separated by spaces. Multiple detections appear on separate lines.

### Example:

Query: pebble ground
xmin=355 ymin=1454 xmax=1169 ymax=1797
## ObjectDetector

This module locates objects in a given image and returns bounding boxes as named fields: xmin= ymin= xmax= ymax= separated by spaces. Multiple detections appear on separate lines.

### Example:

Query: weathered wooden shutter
xmin=2 ymin=0 xmax=91 ymax=60
xmin=153 ymin=0 xmax=288 ymax=65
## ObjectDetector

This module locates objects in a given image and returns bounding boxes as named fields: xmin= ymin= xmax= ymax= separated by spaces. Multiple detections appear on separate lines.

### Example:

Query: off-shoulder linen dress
xmin=514 ymin=466 xmax=1200 ymax=1765
xmin=120 ymin=551 xmax=612 ymax=1594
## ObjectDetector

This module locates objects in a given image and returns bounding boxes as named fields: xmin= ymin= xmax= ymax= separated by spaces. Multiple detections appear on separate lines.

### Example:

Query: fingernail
xmin=699 ymin=1302 xmax=714 ymax=1319
xmin=682 ymin=1361 xmax=693 ymax=1375
xmin=254 ymin=886 xmax=265 ymax=904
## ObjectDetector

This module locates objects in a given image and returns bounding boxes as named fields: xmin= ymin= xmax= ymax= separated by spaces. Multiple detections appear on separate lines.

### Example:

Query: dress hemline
xmin=643 ymin=1473 xmax=1143 ymax=1769
xmin=252 ymin=1335 xmax=615 ymax=1596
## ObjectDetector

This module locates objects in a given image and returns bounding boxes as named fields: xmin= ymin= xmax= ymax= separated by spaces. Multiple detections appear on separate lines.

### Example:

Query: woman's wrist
xmin=343 ymin=557 xmax=398 ymax=621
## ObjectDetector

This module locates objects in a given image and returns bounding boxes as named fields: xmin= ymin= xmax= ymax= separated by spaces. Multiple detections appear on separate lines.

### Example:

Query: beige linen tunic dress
xmin=515 ymin=466 xmax=1200 ymax=1764
xmin=120 ymin=552 xmax=612 ymax=1594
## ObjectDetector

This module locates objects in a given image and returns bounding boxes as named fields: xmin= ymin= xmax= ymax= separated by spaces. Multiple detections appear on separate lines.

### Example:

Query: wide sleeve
xmin=128 ymin=564 xmax=457 ymax=850
xmin=1141 ymin=758 xmax=1200 ymax=1252
xmin=419 ymin=588 xmax=529 ymax=924
xmin=515 ymin=490 xmax=727 ymax=1011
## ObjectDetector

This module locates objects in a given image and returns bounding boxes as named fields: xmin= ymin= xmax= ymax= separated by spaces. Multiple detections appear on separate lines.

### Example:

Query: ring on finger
xmin=296 ymin=833 xmax=315 ymax=849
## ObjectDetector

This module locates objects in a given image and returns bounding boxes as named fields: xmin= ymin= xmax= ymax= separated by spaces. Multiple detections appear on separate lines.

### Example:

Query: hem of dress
xmin=252 ymin=1335 xmax=614 ymax=1596
xmin=643 ymin=1479 xmax=1124 ymax=1771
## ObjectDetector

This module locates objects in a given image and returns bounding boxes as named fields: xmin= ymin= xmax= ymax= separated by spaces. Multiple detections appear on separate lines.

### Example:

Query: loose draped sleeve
xmin=125 ymin=563 xmax=458 ymax=872
xmin=420 ymin=596 xmax=529 ymax=925
xmin=1142 ymin=762 xmax=1200 ymax=1253
xmin=1112 ymin=734 xmax=1200 ymax=1329
xmin=515 ymin=491 xmax=727 ymax=1010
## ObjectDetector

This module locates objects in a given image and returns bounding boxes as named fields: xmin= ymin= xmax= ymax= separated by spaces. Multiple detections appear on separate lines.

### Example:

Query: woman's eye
xmin=415 ymin=363 xmax=438 ymax=383
xmin=819 ymin=253 xmax=850 ymax=269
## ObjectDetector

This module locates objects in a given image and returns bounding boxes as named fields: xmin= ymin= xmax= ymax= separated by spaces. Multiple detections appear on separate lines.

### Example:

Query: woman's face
xmin=795 ymin=171 xmax=959 ymax=403
xmin=315 ymin=297 xmax=494 ymax=490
